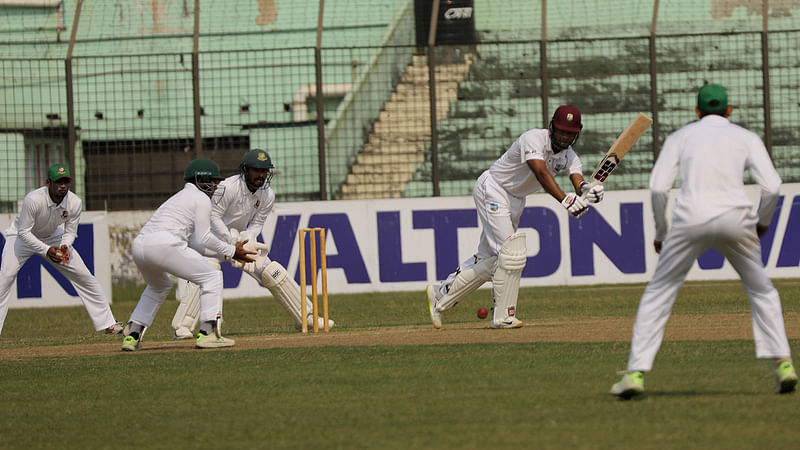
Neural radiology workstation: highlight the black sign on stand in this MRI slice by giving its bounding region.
[414,0,476,49]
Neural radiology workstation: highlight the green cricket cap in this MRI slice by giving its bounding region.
[697,83,728,114]
[47,163,72,181]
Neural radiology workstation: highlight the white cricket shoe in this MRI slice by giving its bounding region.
[307,315,335,330]
[105,322,124,335]
[195,332,235,349]
[294,316,336,332]
[427,284,442,329]
[610,371,645,399]
[173,326,194,340]
[490,316,523,329]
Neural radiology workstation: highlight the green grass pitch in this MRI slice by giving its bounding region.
[0,280,799,449]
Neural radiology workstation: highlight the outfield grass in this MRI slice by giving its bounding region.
[1,280,799,449]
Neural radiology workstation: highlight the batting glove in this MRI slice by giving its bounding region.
[580,181,604,203]
[561,193,588,218]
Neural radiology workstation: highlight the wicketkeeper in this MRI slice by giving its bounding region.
[171,149,335,338]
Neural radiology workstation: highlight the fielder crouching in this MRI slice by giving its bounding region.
[121,158,256,351]
[426,105,604,329]
[171,149,335,339]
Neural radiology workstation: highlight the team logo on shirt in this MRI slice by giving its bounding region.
[547,156,565,172]
[489,203,499,212]
[61,211,69,220]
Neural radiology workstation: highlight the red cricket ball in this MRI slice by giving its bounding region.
[477,307,488,319]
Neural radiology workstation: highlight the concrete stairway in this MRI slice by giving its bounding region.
[336,53,472,199]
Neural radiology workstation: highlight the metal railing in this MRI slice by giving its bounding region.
[1,0,798,211]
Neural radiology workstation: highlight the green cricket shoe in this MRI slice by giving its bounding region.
[427,285,442,329]
[610,371,644,399]
[195,332,235,349]
[775,361,798,394]
[121,335,141,352]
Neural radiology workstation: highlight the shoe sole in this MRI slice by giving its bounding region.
[490,321,524,329]
[121,344,140,351]
[427,285,442,329]
[613,388,643,399]
[173,331,194,340]
[196,342,235,349]
[777,377,798,394]
[196,337,235,349]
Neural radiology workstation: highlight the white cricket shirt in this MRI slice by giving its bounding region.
[488,128,583,198]
[4,187,82,255]
[210,174,275,241]
[138,183,235,258]
[649,115,781,241]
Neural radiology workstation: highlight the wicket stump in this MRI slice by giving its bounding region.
[299,227,329,333]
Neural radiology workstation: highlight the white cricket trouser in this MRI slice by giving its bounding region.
[627,208,792,372]
[0,235,116,336]
[442,171,524,290]
[129,231,223,327]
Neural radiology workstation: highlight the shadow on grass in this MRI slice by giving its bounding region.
[612,390,761,401]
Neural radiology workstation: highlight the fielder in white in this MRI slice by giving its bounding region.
[0,163,122,336]
[427,105,604,329]
[171,149,335,338]
[121,158,255,351]
[611,84,797,398]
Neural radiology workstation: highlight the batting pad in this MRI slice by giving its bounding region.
[436,256,496,312]
[259,261,311,327]
[492,233,527,321]
[171,260,221,333]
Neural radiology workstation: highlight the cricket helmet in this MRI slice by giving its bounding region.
[184,158,224,182]
[550,105,582,133]
[549,105,582,152]
[239,149,275,171]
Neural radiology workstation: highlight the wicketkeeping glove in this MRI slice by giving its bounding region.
[226,228,241,245]
[579,181,604,203]
[561,193,588,218]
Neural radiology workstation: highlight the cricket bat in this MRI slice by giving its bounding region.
[582,113,653,198]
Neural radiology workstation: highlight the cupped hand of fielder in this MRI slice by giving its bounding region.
[59,245,70,263]
[47,246,63,264]
[47,245,70,264]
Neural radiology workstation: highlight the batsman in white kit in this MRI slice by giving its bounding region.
[0,163,123,336]
[426,105,604,329]
[171,148,334,338]
[610,84,797,398]
[122,158,256,351]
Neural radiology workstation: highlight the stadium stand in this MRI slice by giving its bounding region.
[1,1,798,209]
